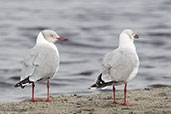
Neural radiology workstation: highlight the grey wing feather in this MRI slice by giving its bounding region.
[101,49,121,82]
[21,45,59,82]
[101,49,137,83]
[20,47,38,81]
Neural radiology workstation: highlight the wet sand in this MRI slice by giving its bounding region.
[0,87,171,114]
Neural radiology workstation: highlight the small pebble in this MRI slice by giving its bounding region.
[63,99,68,102]
[76,103,81,105]
[134,98,139,101]
[129,112,134,114]
[89,113,95,114]
[89,98,93,101]
[144,88,150,90]
[73,94,77,96]
[76,106,80,108]
[76,96,82,98]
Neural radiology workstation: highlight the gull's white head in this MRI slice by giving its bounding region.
[40,30,67,43]
[120,29,139,42]
[119,29,139,49]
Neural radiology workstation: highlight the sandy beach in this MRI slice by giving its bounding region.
[0,87,171,114]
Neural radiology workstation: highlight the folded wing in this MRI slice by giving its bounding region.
[101,49,137,84]
[16,45,59,88]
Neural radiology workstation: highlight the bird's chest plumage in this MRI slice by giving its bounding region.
[40,45,59,68]
[35,44,60,78]
[110,50,139,82]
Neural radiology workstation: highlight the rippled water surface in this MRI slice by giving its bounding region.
[0,0,171,103]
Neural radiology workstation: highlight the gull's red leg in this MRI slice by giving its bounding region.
[46,80,56,102]
[122,83,135,106]
[31,83,42,102]
[46,80,50,102]
[113,85,120,104]
[31,83,35,101]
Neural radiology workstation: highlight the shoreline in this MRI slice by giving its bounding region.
[0,87,171,114]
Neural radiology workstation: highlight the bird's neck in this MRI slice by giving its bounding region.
[36,32,58,52]
[36,32,49,44]
[119,34,136,52]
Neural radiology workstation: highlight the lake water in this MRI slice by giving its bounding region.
[0,0,171,103]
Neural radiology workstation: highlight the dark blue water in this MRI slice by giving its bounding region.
[0,0,171,103]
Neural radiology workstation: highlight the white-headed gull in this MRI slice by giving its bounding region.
[90,29,140,106]
[15,30,67,102]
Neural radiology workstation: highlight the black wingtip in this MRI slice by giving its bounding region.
[15,83,25,89]
[90,73,115,89]
[91,84,97,88]
[14,77,31,89]
[89,73,105,89]
[14,83,19,87]
[89,83,98,89]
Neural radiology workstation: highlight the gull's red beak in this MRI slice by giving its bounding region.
[134,34,139,39]
[57,37,68,40]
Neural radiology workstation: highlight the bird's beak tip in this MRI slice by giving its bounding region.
[57,37,68,41]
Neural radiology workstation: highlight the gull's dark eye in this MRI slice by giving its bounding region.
[50,34,54,37]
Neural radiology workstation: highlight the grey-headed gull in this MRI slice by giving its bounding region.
[90,29,140,106]
[15,30,67,102]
